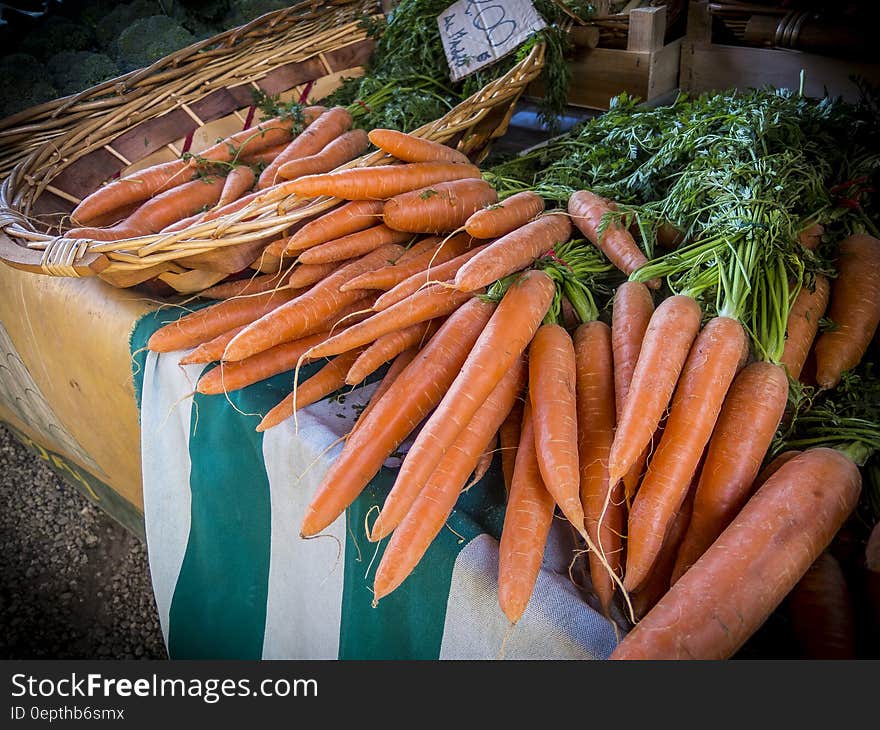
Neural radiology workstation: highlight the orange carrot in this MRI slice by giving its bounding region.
[200,270,289,300]
[814,234,880,388]
[300,298,497,536]
[368,128,471,165]
[574,320,622,615]
[780,275,830,380]
[198,109,326,164]
[344,319,438,385]
[258,106,353,189]
[499,397,524,495]
[179,325,246,365]
[277,129,369,181]
[373,242,490,310]
[240,142,289,166]
[349,348,418,437]
[373,359,525,603]
[611,448,861,660]
[339,235,445,291]
[624,315,747,592]
[453,214,572,292]
[160,210,205,233]
[568,189,660,289]
[275,200,385,256]
[797,222,824,251]
[281,161,482,200]
[468,434,496,490]
[214,165,256,208]
[147,289,296,353]
[369,269,555,541]
[464,190,545,239]
[497,401,557,624]
[382,179,498,234]
[223,244,405,361]
[611,281,655,501]
[286,261,344,289]
[607,294,702,486]
[753,450,802,490]
[256,347,364,431]
[670,361,789,584]
[296,224,412,265]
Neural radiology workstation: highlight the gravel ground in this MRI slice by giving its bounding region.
[0,425,167,659]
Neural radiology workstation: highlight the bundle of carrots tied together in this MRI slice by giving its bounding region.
[118,98,880,660]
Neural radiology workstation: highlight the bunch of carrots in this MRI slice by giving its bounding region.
[136,108,880,660]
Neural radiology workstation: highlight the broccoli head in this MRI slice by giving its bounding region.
[95,1,167,48]
[115,15,196,72]
[19,15,94,61]
[0,54,57,119]
[223,0,290,28]
[47,51,120,97]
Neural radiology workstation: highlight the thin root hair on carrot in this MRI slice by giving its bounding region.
[498,622,517,660]
[294,434,348,485]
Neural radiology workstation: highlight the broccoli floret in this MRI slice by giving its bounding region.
[46,51,119,96]
[0,55,57,119]
[223,0,289,28]
[19,16,94,61]
[115,15,196,72]
[95,1,165,48]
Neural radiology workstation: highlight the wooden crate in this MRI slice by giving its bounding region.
[527,6,683,111]
[680,1,880,101]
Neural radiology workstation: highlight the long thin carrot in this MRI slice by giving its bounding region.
[274,200,384,256]
[814,234,880,388]
[369,269,556,541]
[499,397,524,495]
[277,129,369,181]
[256,347,364,431]
[607,294,702,486]
[200,270,289,300]
[296,224,412,265]
[624,315,747,592]
[497,401,557,624]
[468,435,496,490]
[453,214,572,292]
[670,361,789,585]
[348,347,418,437]
[797,221,824,251]
[344,319,438,385]
[281,161,482,200]
[465,190,545,239]
[303,283,476,360]
[179,325,247,365]
[258,106,353,189]
[611,448,861,660]
[223,244,405,361]
[300,298,496,536]
[286,261,343,289]
[373,243,490,310]
[382,179,498,234]
[147,289,297,353]
[611,281,655,501]
[753,450,802,490]
[199,108,326,163]
[574,320,622,616]
[339,235,445,291]
[780,274,830,380]
[568,189,660,289]
[214,165,256,209]
[240,141,289,166]
[372,359,525,603]
[367,128,471,165]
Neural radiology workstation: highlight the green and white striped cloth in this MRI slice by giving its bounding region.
[131,310,620,659]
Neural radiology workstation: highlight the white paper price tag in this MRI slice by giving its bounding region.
[437,0,547,82]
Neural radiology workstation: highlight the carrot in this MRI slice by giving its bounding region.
[789,551,857,659]
[179,325,246,365]
[303,283,476,360]
[160,210,204,233]
[574,320,622,615]
[256,347,364,431]
[296,224,412,265]
[214,165,256,208]
[670,361,789,585]
[373,359,526,603]
[240,141,289,166]
[468,435,496,490]
[611,447,861,660]
[369,269,556,541]
[623,315,748,592]
[611,281,655,501]
[199,109,326,164]
[300,298,496,536]
[814,234,880,388]
[339,235,443,291]
[68,175,227,241]
[499,397,524,495]
[453,214,572,292]
[607,294,702,486]
[147,288,297,353]
[344,319,438,385]
[753,450,802,490]
[372,243,490,310]
[367,128,471,165]
[199,270,290,300]
[464,190,545,239]
[223,244,405,361]
[797,222,824,251]
[655,221,684,251]
[258,106,353,189]
[349,348,418,438]
[200,189,263,223]
[281,161,482,200]
[779,274,830,380]
[382,179,498,234]
[286,261,343,289]
[277,129,369,181]
[568,189,660,289]
[497,401,557,624]
[275,200,384,256]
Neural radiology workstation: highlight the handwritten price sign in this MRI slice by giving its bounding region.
[437,0,547,82]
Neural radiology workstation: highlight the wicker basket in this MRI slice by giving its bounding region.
[0,0,545,292]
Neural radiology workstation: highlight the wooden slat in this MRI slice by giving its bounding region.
[110,108,196,161]
[323,38,374,73]
[49,148,122,201]
[257,57,327,97]
[189,88,243,125]
[627,6,667,52]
